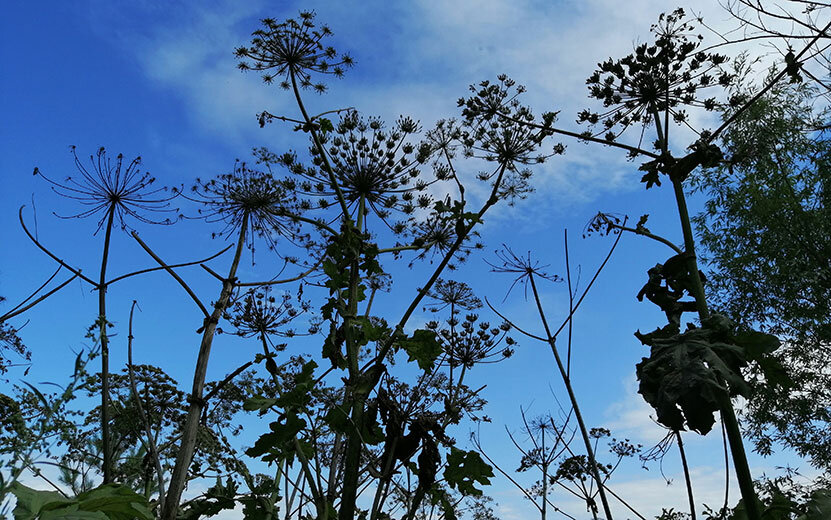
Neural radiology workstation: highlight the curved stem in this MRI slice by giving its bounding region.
[126,301,167,511]
[18,206,97,286]
[0,272,78,323]
[106,244,233,286]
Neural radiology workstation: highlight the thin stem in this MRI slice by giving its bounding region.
[564,230,574,377]
[604,221,682,254]
[551,222,625,340]
[528,274,613,520]
[106,244,233,286]
[709,20,831,143]
[131,231,209,318]
[126,301,166,511]
[18,206,97,286]
[0,273,79,323]
[676,431,696,520]
[290,72,352,222]
[497,114,660,159]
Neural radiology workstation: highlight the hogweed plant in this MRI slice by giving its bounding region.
[231,11,561,520]
[461,7,831,519]
[27,146,177,483]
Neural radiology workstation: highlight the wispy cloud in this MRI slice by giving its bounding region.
[85,0,734,206]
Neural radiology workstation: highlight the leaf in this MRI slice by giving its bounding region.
[636,317,752,434]
[799,488,831,520]
[11,483,152,520]
[399,330,442,371]
[318,117,334,133]
[73,483,154,520]
[733,329,780,361]
[39,508,108,520]
[10,482,69,520]
[243,396,278,414]
[443,447,493,496]
[246,413,307,463]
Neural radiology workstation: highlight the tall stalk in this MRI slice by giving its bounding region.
[98,206,116,483]
[161,213,249,520]
[651,99,759,518]
[528,274,613,520]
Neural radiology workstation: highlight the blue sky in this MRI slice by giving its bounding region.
[0,1,819,518]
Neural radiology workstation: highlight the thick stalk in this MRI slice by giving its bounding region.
[98,206,115,483]
[161,214,248,520]
[669,178,759,519]
[528,275,613,520]
[339,200,368,520]
[541,427,548,520]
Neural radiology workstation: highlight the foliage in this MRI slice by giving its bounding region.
[0,297,30,379]
[6,5,831,520]
[693,77,831,469]
[10,482,153,520]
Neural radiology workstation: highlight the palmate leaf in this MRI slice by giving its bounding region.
[11,482,69,520]
[443,447,493,496]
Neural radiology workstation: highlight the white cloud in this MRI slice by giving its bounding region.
[90,0,746,210]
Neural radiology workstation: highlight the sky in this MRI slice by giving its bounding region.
[0,1,823,519]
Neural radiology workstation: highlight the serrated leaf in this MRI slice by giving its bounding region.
[443,448,493,496]
[400,330,442,371]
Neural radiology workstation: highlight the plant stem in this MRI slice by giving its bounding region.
[99,206,115,484]
[161,213,249,520]
[676,431,696,520]
[668,176,759,520]
[528,274,613,520]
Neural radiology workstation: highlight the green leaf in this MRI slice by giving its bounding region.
[799,488,831,520]
[318,117,334,133]
[74,483,154,520]
[39,508,108,520]
[10,482,69,520]
[243,396,278,414]
[734,330,780,361]
[443,448,493,496]
[400,330,442,371]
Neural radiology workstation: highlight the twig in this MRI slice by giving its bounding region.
[106,244,233,285]
[1,272,79,322]
[18,206,97,286]
[131,231,209,318]
[125,300,167,512]
[201,361,254,403]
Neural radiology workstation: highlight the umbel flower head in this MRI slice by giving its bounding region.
[578,8,732,143]
[424,279,482,314]
[34,146,176,233]
[426,313,515,369]
[270,111,436,230]
[182,161,303,252]
[235,11,353,92]
[226,286,312,340]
